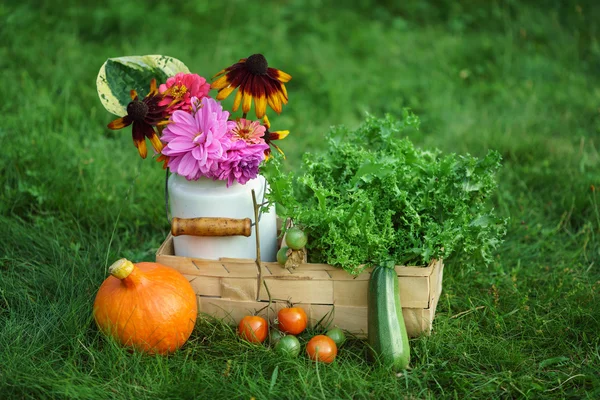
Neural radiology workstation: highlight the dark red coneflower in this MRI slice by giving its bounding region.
[211,54,291,119]
[107,79,167,159]
[262,115,289,159]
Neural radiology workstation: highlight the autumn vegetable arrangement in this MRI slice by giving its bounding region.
[92,52,506,373]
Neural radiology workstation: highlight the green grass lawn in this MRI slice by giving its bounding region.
[1,0,599,398]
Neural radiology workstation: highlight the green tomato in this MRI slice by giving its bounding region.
[274,335,301,357]
[277,246,289,265]
[270,328,284,345]
[326,327,346,347]
[285,227,307,250]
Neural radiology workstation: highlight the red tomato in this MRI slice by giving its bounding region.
[306,335,337,363]
[238,316,268,343]
[278,307,308,335]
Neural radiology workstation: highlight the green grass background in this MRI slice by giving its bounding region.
[1,0,599,398]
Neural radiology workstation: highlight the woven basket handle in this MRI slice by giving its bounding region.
[171,217,252,237]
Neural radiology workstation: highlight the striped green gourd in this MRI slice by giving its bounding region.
[368,264,410,371]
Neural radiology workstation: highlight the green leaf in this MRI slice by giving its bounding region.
[469,215,491,227]
[342,201,362,225]
[462,180,483,192]
[96,55,190,116]
[350,161,393,187]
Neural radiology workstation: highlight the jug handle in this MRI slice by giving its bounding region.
[171,217,252,237]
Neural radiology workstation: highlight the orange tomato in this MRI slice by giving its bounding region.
[278,307,308,335]
[238,316,268,343]
[306,335,337,363]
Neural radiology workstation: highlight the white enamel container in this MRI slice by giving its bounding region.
[168,174,278,261]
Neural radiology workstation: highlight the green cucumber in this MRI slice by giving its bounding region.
[368,265,410,371]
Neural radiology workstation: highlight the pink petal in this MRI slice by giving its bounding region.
[165,137,196,151]
[191,146,203,160]
[177,152,198,178]
[171,110,196,126]
[167,123,197,138]
[167,154,180,169]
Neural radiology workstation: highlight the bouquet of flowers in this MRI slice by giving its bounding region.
[97,54,291,186]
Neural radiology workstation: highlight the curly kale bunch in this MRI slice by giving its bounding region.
[263,112,507,275]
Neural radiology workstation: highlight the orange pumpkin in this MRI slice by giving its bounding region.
[93,258,198,355]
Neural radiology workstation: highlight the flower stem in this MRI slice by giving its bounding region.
[252,189,273,334]
[165,169,171,226]
[251,189,262,300]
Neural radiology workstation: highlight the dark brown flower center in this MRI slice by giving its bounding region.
[246,54,268,75]
[127,100,149,121]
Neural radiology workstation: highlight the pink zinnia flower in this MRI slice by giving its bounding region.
[218,138,269,187]
[159,73,210,114]
[227,118,266,145]
[161,97,230,181]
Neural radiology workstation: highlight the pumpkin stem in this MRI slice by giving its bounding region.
[109,258,135,280]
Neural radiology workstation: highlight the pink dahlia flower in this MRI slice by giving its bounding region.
[227,118,266,145]
[161,97,230,181]
[218,137,269,187]
[159,73,210,114]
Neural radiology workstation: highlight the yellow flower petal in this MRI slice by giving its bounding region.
[276,70,292,83]
[211,68,228,79]
[277,90,288,105]
[149,78,158,96]
[216,85,236,101]
[232,89,243,112]
[107,116,132,130]
[242,91,253,114]
[254,94,267,119]
[156,154,169,169]
[135,138,148,159]
[262,115,271,129]
[211,75,230,90]
[149,133,164,153]
[267,93,282,114]
[272,143,286,158]
[272,130,289,140]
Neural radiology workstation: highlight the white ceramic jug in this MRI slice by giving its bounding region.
[168,174,278,261]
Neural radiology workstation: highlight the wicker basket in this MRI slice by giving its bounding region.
[156,234,443,337]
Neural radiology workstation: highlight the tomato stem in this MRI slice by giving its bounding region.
[251,189,263,301]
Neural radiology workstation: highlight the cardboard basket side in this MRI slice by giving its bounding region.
[156,234,443,337]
